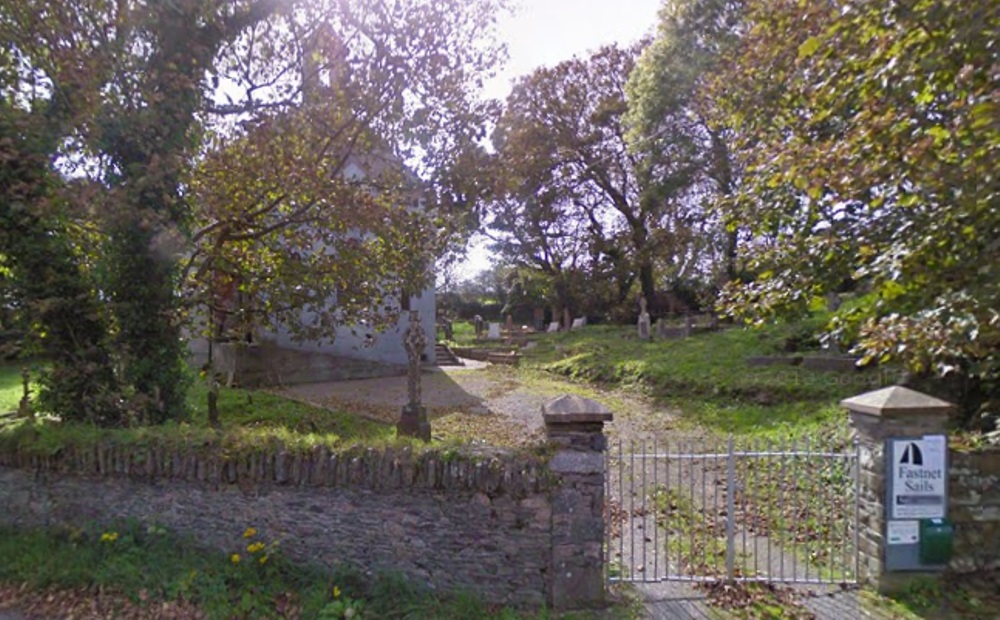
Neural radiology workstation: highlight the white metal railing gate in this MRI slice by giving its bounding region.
[606,436,860,586]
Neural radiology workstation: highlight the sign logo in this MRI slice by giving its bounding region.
[899,442,923,465]
[890,435,946,520]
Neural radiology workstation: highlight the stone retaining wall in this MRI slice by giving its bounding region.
[0,444,556,607]
[949,448,1000,571]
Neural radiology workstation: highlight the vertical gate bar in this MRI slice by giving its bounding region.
[618,439,620,579]
[804,436,811,583]
[665,439,671,578]
[653,436,659,580]
[766,437,773,581]
[713,436,720,575]
[840,448,857,582]
[792,438,799,582]
[701,438,708,576]
[779,437,787,580]
[740,437,747,580]
[725,435,735,581]
[853,437,861,582]
[689,439,696,578]
[641,439,647,580]
[630,439,636,580]
[751,437,758,580]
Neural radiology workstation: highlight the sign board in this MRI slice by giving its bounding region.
[890,435,947,519]
[887,520,919,545]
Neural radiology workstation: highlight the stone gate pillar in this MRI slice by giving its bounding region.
[841,385,955,591]
[543,395,613,610]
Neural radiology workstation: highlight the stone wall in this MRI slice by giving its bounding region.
[949,448,1000,571]
[0,444,556,607]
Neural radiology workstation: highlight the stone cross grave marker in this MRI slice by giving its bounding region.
[397,310,430,441]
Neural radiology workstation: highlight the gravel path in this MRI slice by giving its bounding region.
[277,361,681,447]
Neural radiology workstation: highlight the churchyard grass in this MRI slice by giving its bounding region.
[522,320,894,438]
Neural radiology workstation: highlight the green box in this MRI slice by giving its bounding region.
[919,518,954,565]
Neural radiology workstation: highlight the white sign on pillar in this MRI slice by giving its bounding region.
[889,435,947,520]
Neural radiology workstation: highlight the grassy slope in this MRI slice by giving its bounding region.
[523,321,893,438]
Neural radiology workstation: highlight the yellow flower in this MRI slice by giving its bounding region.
[246,542,265,554]
[242,527,257,539]
[230,554,241,565]
[258,555,268,565]
[332,586,341,599]
[100,532,119,543]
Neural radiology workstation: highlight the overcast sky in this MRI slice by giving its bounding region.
[453,0,663,283]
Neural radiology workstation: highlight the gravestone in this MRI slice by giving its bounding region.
[397,310,430,441]
[637,297,651,340]
[487,322,501,339]
[571,317,586,330]
[683,314,694,338]
[547,321,561,333]
[533,307,545,331]
[473,314,484,338]
[654,317,665,339]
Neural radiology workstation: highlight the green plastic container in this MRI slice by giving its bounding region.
[919,518,954,565]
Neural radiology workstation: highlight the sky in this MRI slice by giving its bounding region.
[450,0,663,283]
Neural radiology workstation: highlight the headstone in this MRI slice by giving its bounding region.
[571,317,586,330]
[487,322,501,340]
[473,314,484,337]
[397,310,430,441]
[533,307,545,331]
[547,321,561,333]
[654,317,665,339]
[683,314,694,338]
[637,297,651,341]
[563,308,572,331]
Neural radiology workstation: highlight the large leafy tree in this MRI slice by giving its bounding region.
[0,1,121,422]
[625,0,746,284]
[488,43,707,314]
[711,0,999,418]
[1,0,508,424]
[185,0,506,347]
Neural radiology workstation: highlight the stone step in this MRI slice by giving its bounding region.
[434,343,464,366]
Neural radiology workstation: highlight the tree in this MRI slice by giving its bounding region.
[489,43,707,315]
[710,0,999,420]
[0,1,122,422]
[1,0,509,424]
[626,0,747,284]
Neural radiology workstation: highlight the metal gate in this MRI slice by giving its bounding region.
[606,436,860,585]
